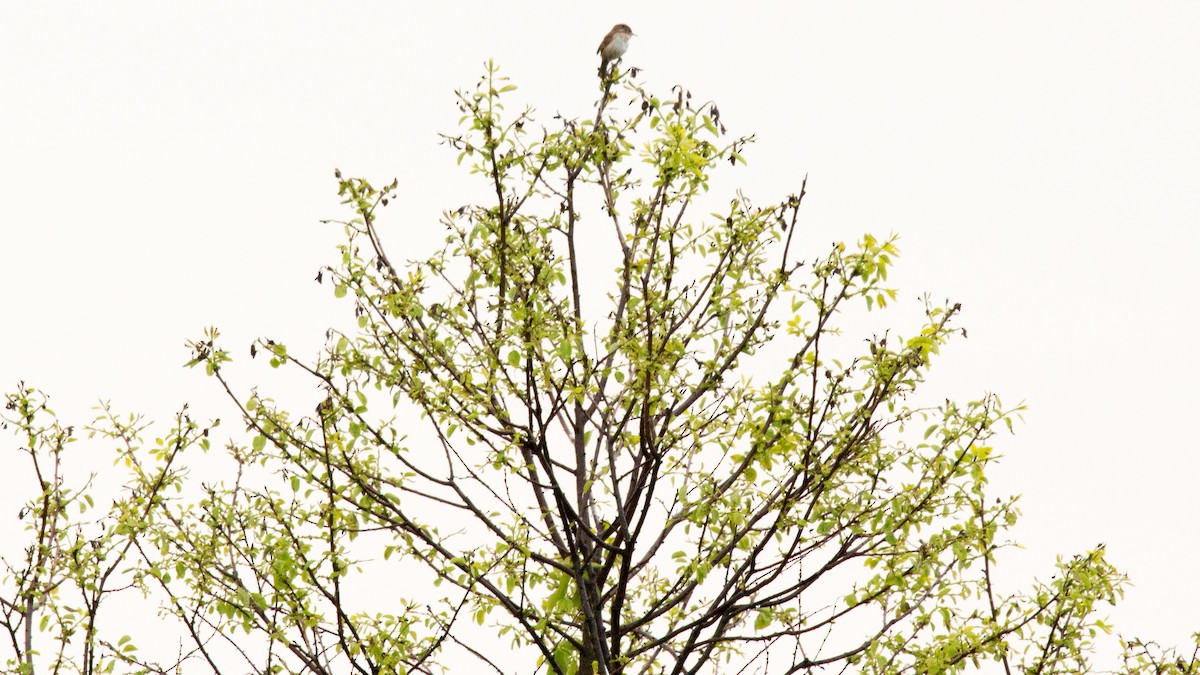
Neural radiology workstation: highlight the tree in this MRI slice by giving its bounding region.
[3,61,1198,675]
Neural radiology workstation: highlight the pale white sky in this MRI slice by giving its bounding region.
[2,1,1198,662]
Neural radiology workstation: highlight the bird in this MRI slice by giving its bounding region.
[597,24,634,77]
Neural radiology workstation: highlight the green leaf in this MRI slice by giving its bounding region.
[754,610,772,630]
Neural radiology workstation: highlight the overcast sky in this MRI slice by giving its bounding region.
[2,1,1198,662]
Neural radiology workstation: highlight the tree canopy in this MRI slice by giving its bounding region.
[2,62,1197,675]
